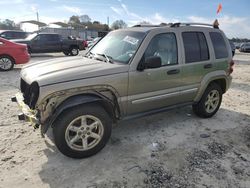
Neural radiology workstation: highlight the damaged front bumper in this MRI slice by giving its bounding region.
[11,92,40,129]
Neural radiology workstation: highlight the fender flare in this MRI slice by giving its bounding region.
[194,70,229,102]
[41,94,114,134]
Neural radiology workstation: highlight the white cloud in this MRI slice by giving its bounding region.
[110,3,179,26]
[60,5,82,15]
[31,5,37,12]
[110,3,250,38]
[0,0,24,5]
[188,15,250,38]
[110,7,122,16]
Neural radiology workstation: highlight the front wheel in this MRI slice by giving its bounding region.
[0,55,15,71]
[193,83,222,118]
[53,104,112,158]
[63,51,70,56]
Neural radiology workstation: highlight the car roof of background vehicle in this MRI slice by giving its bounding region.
[0,30,26,34]
[36,32,60,35]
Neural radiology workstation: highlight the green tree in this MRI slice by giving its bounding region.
[0,19,20,30]
[69,15,80,24]
[111,20,127,30]
[79,15,91,23]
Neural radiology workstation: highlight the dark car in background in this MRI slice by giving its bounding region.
[0,37,30,71]
[0,30,28,40]
[229,41,236,56]
[239,43,250,52]
[12,33,85,56]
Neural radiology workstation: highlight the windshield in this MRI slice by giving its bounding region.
[89,30,146,64]
[25,33,37,40]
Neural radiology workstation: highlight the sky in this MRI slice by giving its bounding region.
[0,0,250,38]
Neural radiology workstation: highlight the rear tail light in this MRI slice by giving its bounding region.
[229,60,234,74]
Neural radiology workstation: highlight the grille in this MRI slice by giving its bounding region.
[20,78,39,109]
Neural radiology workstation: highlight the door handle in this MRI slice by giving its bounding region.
[167,69,180,75]
[204,64,213,69]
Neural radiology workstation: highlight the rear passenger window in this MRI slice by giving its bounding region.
[210,32,228,59]
[182,32,209,63]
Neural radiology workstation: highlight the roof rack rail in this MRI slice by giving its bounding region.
[132,24,161,27]
[132,23,172,27]
[170,22,219,29]
[132,20,219,29]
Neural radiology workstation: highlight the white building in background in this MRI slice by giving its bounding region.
[20,22,39,32]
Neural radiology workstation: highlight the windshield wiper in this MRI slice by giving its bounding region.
[96,53,114,64]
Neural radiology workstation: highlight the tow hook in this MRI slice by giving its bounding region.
[11,96,17,102]
[18,113,25,121]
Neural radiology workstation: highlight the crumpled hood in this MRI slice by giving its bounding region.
[21,56,129,86]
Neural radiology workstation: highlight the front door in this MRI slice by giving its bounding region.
[127,32,184,115]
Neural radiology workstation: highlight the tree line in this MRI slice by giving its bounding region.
[0,15,128,31]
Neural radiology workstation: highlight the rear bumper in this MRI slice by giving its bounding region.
[11,92,39,126]
[15,53,30,64]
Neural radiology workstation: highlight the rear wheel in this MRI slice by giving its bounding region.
[0,55,15,71]
[70,46,79,56]
[193,83,222,118]
[53,104,112,158]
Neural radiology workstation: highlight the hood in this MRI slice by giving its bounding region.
[11,39,30,44]
[21,56,129,86]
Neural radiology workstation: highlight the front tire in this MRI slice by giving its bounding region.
[193,83,222,118]
[53,104,112,158]
[63,51,70,56]
[0,55,14,71]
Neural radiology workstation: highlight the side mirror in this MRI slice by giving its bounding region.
[144,56,162,69]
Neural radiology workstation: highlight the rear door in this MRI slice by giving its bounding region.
[179,30,216,102]
[31,34,49,53]
[46,34,62,52]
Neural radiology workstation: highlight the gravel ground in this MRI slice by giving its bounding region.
[0,51,250,188]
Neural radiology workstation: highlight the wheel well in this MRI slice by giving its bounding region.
[70,45,79,49]
[27,46,31,53]
[52,93,118,125]
[0,54,15,64]
[88,100,116,121]
[209,79,226,93]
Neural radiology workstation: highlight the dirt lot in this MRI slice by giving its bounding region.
[0,51,250,188]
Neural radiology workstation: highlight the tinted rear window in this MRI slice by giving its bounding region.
[209,32,228,59]
[182,32,209,63]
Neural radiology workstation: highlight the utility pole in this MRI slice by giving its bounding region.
[36,11,40,31]
[36,11,39,22]
[107,16,109,27]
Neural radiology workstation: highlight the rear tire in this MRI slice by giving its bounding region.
[70,46,79,56]
[0,55,15,71]
[53,104,112,158]
[193,83,222,118]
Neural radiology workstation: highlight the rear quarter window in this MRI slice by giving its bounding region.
[209,32,228,59]
[182,32,209,63]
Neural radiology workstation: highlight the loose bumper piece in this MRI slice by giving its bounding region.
[11,93,39,125]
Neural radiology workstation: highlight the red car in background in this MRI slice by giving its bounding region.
[0,37,30,71]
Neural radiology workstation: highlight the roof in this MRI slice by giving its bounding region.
[21,20,47,27]
[0,30,26,33]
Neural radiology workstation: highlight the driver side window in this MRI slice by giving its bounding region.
[145,33,178,66]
